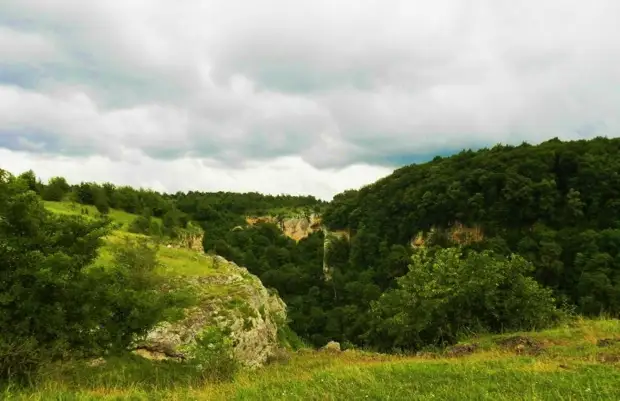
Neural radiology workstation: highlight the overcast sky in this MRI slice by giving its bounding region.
[1,1,619,199]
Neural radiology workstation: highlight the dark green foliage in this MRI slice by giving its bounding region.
[17,170,42,194]
[186,327,239,382]
[9,136,620,354]
[366,248,560,351]
[74,182,97,205]
[42,177,70,201]
[93,189,110,215]
[0,336,49,382]
[129,215,151,234]
[0,169,191,380]
[323,137,620,317]
[162,208,188,237]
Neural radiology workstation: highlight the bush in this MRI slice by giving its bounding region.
[277,325,307,351]
[366,247,561,351]
[129,215,151,234]
[184,328,239,382]
[0,337,48,383]
[41,177,70,202]
[128,215,163,237]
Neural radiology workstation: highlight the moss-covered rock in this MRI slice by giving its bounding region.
[135,256,286,368]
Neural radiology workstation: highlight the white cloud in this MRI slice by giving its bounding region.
[0,148,390,200]
[1,0,619,194]
[0,26,59,64]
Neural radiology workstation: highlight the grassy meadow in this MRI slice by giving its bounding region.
[3,318,620,400]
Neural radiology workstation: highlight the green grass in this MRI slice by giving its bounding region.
[4,318,620,400]
[43,201,149,230]
[44,201,215,277]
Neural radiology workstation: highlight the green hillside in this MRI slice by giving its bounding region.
[43,201,145,230]
[43,200,213,277]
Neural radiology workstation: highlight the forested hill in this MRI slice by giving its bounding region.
[323,136,620,315]
[6,136,620,351]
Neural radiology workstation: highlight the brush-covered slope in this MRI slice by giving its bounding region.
[43,201,288,368]
[323,137,620,316]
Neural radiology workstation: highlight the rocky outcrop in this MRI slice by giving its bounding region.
[169,224,204,251]
[321,341,341,352]
[245,214,350,282]
[136,256,286,369]
[246,214,322,241]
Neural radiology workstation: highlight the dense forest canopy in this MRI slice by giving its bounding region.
[323,136,620,317]
[5,136,620,352]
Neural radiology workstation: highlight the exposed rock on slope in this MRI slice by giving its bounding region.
[246,214,350,282]
[136,255,286,368]
[411,222,484,248]
[246,214,322,241]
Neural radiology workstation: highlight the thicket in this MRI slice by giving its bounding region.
[0,169,192,381]
[366,247,560,351]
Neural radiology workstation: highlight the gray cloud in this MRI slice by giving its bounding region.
[1,0,619,176]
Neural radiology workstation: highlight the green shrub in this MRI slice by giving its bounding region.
[184,327,239,382]
[129,215,151,234]
[41,177,70,202]
[0,337,48,383]
[277,325,306,351]
[366,247,561,351]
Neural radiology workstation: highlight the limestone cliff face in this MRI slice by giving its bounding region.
[246,214,322,241]
[136,256,286,369]
[246,215,352,281]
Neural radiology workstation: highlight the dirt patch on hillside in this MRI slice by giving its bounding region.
[496,336,545,355]
[597,353,620,364]
[445,343,479,357]
[597,338,620,348]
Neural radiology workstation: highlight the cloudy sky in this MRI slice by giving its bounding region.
[1,1,619,199]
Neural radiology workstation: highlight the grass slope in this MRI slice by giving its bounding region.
[44,201,214,277]
[43,201,147,230]
[4,318,620,400]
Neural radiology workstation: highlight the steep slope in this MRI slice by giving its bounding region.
[323,137,620,315]
[137,255,286,368]
[44,201,288,368]
[246,213,322,241]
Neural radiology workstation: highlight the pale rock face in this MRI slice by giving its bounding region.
[136,256,286,369]
[245,213,350,281]
[246,214,322,241]
[321,341,341,352]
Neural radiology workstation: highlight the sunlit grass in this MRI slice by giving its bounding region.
[4,318,620,400]
[45,201,215,278]
[43,200,151,229]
